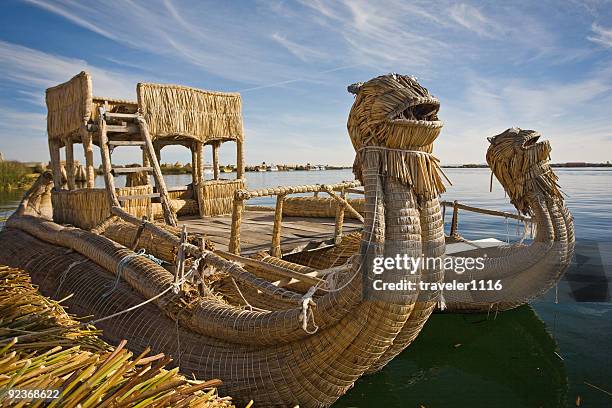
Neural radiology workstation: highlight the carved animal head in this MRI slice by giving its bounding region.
[347,73,442,152]
[486,127,562,214]
[347,74,446,199]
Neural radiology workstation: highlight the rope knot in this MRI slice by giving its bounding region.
[300,286,318,334]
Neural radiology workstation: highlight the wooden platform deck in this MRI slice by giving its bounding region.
[179,210,362,255]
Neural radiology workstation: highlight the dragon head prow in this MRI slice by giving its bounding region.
[486,127,563,215]
[347,74,446,199]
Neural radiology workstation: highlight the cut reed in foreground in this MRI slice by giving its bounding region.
[0,265,247,408]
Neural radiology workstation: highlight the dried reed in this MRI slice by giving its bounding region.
[0,265,241,407]
[45,71,92,144]
[347,74,446,199]
[486,128,563,214]
[137,83,243,143]
[196,179,245,217]
[282,196,364,219]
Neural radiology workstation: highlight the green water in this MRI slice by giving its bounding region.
[337,306,567,407]
[1,169,610,407]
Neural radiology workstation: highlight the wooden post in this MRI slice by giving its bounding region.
[190,143,199,185]
[322,187,364,222]
[271,194,286,257]
[174,225,187,291]
[196,142,204,183]
[64,137,76,190]
[212,141,220,180]
[48,139,63,191]
[236,140,244,179]
[450,200,460,238]
[334,189,346,244]
[137,117,177,226]
[80,129,95,188]
[154,144,162,163]
[229,197,244,254]
[98,112,120,207]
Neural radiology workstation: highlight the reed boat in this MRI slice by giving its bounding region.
[0,72,573,406]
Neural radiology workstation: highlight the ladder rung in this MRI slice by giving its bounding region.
[108,140,145,147]
[112,166,153,174]
[105,112,139,120]
[118,193,160,202]
[107,124,139,134]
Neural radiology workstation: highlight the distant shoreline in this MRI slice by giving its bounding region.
[440,163,612,169]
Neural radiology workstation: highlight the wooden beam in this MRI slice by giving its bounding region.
[136,117,177,226]
[212,141,220,180]
[80,129,95,188]
[440,200,532,223]
[98,111,120,207]
[64,137,76,190]
[110,205,303,303]
[236,140,244,179]
[322,186,364,222]
[334,189,346,244]
[112,166,153,174]
[271,194,286,257]
[48,139,63,191]
[191,143,199,185]
[217,250,324,287]
[196,142,204,183]
[229,198,244,254]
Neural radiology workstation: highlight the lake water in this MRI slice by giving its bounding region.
[1,168,610,407]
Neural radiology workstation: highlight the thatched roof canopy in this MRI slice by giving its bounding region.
[137,83,244,144]
[46,71,92,145]
[46,72,244,146]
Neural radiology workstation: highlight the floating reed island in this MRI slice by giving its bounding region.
[0,72,574,407]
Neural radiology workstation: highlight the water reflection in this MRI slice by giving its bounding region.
[0,189,23,227]
[336,306,567,407]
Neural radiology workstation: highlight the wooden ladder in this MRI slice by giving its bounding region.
[97,109,178,226]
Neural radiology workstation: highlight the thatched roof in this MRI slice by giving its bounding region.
[137,83,244,144]
[46,72,244,145]
[45,71,92,144]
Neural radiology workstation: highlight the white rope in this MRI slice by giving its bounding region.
[300,286,318,334]
[357,145,452,185]
[437,292,447,311]
[55,259,89,298]
[88,253,208,327]
[4,252,212,345]
[357,145,433,156]
[103,249,146,297]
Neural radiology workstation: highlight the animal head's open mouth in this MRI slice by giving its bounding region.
[388,97,440,124]
[522,134,542,148]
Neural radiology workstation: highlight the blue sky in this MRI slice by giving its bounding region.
[0,0,611,166]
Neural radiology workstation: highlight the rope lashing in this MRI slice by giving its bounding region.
[103,249,146,297]
[55,259,89,298]
[437,291,447,311]
[301,286,318,334]
[357,145,453,186]
[140,251,166,265]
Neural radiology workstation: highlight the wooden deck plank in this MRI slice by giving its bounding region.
[179,211,361,254]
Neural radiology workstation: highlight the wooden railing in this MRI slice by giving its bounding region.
[229,181,362,255]
[227,180,533,255]
[440,200,532,239]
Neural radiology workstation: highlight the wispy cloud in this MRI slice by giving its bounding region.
[448,3,498,38]
[24,0,319,85]
[0,107,47,160]
[0,40,139,105]
[440,67,612,163]
[2,0,612,165]
[588,23,612,47]
[271,33,326,62]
